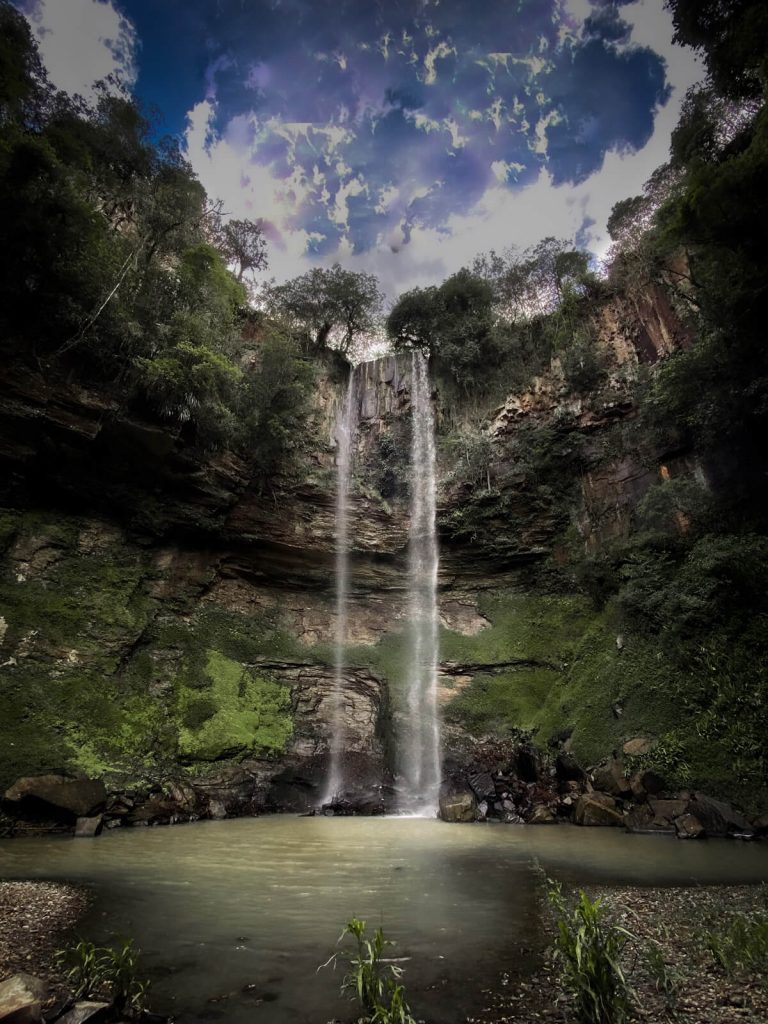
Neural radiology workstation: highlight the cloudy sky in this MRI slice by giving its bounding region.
[18,0,702,297]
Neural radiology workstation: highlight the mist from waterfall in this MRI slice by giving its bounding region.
[322,365,357,805]
[401,350,441,815]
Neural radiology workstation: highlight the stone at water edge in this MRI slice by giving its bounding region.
[687,792,753,837]
[625,804,674,833]
[675,813,705,839]
[4,776,106,820]
[439,779,478,823]
[528,804,557,824]
[55,1003,111,1024]
[752,813,768,837]
[74,815,103,837]
[0,974,47,1024]
[574,792,624,827]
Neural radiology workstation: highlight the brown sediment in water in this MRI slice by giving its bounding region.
[0,881,90,992]
[475,884,768,1024]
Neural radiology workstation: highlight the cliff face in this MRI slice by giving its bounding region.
[0,282,720,821]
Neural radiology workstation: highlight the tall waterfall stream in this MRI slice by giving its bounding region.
[401,351,441,814]
[322,365,357,805]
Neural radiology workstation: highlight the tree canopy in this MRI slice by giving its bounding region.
[0,0,310,480]
[264,263,383,355]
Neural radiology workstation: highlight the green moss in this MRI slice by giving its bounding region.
[443,666,563,736]
[177,650,292,760]
[441,592,594,667]
[438,592,680,772]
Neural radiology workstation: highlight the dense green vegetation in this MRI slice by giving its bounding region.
[387,240,606,400]
[0,0,316,480]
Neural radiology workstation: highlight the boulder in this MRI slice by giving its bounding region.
[628,771,647,801]
[468,772,496,801]
[574,792,624,827]
[207,798,228,820]
[592,758,632,798]
[648,798,688,823]
[55,1003,111,1024]
[675,813,704,839]
[752,813,768,837]
[555,752,586,784]
[625,804,673,833]
[622,737,657,757]
[4,776,106,822]
[74,815,103,838]
[528,804,557,824]
[640,769,665,795]
[687,792,752,837]
[0,974,47,1024]
[439,780,477,823]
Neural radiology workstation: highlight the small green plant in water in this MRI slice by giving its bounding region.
[548,881,635,1024]
[57,940,109,1001]
[321,917,416,1024]
[56,938,150,1017]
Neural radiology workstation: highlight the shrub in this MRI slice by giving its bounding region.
[322,916,416,1024]
[704,898,768,976]
[548,881,635,1024]
[56,937,150,1017]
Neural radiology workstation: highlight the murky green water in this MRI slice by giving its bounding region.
[3,818,768,1023]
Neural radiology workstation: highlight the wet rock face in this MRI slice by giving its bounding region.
[0,283,719,827]
[3,777,106,824]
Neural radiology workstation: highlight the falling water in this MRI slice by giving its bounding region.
[401,350,441,815]
[322,366,357,805]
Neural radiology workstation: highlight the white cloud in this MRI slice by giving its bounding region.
[181,0,704,300]
[20,0,137,99]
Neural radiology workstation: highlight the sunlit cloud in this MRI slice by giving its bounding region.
[18,0,137,100]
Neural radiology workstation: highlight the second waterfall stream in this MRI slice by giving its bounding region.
[401,350,441,815]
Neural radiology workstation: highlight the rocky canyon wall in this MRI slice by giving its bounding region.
[0,281,717,824]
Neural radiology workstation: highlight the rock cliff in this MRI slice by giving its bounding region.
[0,280,743,826]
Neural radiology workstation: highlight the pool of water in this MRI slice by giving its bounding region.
[2,817,768,1023]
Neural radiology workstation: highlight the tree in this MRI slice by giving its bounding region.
[0,1,50,127]
[385,286,441,351]
[473,238,596,320]
[218,218,268,281]
[665,0,768,99]
[264,263,383,354]
[387,269,500,390]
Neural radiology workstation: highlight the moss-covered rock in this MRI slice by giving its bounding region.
[177,650,292,761]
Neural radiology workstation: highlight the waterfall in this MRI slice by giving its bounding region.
[401,350,441,815]
[322,365,357,805]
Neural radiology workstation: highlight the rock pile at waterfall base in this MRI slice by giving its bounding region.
[438,738,764,838]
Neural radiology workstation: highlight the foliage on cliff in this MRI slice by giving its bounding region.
[427,0,768,807]
[0,1,312,479]
[386,242,606,399]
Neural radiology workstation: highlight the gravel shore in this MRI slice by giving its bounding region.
[0,881,90,991]
[474,884,768,1024]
